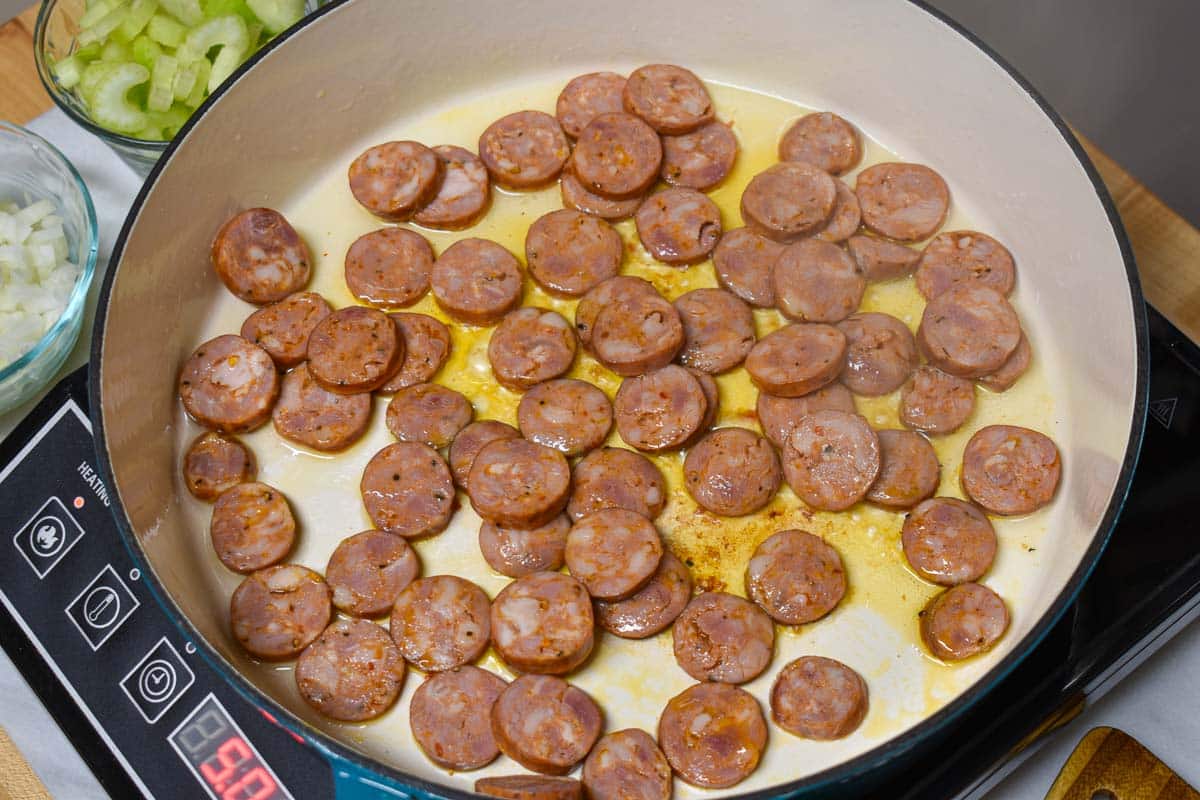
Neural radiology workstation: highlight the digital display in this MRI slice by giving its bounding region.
[168,695,293,800]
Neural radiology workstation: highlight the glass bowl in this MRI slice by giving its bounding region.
[0,122,99,415]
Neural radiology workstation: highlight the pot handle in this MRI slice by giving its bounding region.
[333,760,448,799]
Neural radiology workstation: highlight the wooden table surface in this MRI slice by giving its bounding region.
[2,3,1199,343]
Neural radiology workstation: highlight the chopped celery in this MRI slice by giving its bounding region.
[202,0,257,24]
[158,0,203,25]
[130,34,162,69]
[78,61,119,103]
[184,58,210,106]
[100,38,131,61]
[119,0,159,40]
[134,124,165,141]
[78,0,117,29]
[245,0,303,34]
[77,6,129,46]
[52,54,85,90]
[73,41,104,61]
[171,57,200,99]
[180,15,248,92]
[151,103,191,137]
[246,21,263,48]
[87,62,150,134]
[146,13,186,47]
[148,53,178,111]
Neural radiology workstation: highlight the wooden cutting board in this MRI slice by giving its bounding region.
[0,727,51,800]
[1046,727,1199,800]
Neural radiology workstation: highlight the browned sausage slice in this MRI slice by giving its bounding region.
[814,179,862,243]
[556,71,627,138]
[390,575,491,671]
[661,120,738,191]
[900,365,976,434]
[920,582,1010,661]
[479,515,570,578]
[837,312,918,396]
[211,208,311,304]
[179,335,280,433]
[674,288,756,373]
[385,383,473,448]
[593,292,685,376]
[962,424,1062,515]
[490,572,594,674]
[272,363,371,452]
[570,112,663,199]
[560,172,643,222]
[756,383,857,449]
[476,776,582,800]
[688,368,720,440]
[567,447,667,522]
[344,227,434,308]
[348,141,444,221]
[565,509,663,600]
[658,682,766,789]
[583,729,671,800]
[746,529,845,624]
[410,666,507,771]
[306,306,404,394]
[684,427,781,516]
[412,145,491,230]
[468,439,571,529]
[866,429,940,509]
[431,238,523,326]
[295,618,406,722]
[491,675,603,775]
[479,111,570,190]
[635,187,722,266]
[595,551,692,639]
[847,234,920,282]
[902,497,997,585]
[380,312,452,393]
[744,323,847,398]
[526,209,623,297]
[488,308,578,390]
[183,432,256,500]
[518,379,612,456]
[773,239,866,324]
[778,112,862,175]
[230,564,331,660]
[325,530,419,617]
[712,227,784,308]
[856,162,950,243]
[672,591,774,684]
[240,291,331,369]
[574,275,660,352]
[782,410,881,511]
[977,332,1031,393]
[210,481,295,573]
[916,230,1016,299]
[360,442,455,538]
[770,656,868,740]
[623,64,714,135]
[740,162,837,242]
[614,365,708,452]
[448,420,519,489]
[918,284,1021,378]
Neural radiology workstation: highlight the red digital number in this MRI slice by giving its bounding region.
[222,766,276,800]
[199,736,254,787]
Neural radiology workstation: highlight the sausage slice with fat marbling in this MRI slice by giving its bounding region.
[918,284,1021,378]
[900,365,976,434]
[183,432,256,500]
[856,162,950,243]
[672,591,774,684]
[592,291,686,377]
[674,288,756,374]
[866,429,940,509]
[595,551,692,640]
[977,333,1032,393]
[240,291,331,369]
[273,363,371,452]
[744,323,847,398]
[567,447,667,522]
[488,307,578,391]
[385,383,473,448]
[684,427,781,516]
[556,71,627,139]
[325,530,419,617]
[565,508,663,600]
[746,529,845,625]
[490,572,595,674]
[902,497,997,585]
[560,172,644,222]
[448,420,520,489]
[782,410,881,511]
[837,312,918,396]
[712,227,784,308]
[230,564,331,660]
[661,120,738,191]
[740,162,837,242]
[479,111,570,190]
[756,383,857,449]
[210,481,295,573]
[211,208,311,304]
[770,656,868,740]
[658,682,766,789]
[961,424,1062,516]
[348,141,444,221]
[380,312,451,392]
[468,438,572,529]
[623,64,714,135]
[773,239,866,324]
[570,112,663,199]
[491,675,603,775]
[635,187,722,266]
[479,515,570,578]
[179,334,280,433]
[847,234,920,282]
[476,777,582,800]
[306,306,404,394]
[614,365,708,452]
[778,112,862,175]
[920,582,1010,661]
[412,145,491,230]
[916,230,1016,299]
[360,442,455,538]
[574,275,660,352]
[518,378,612,457]
[411,666,508,771]
[431,238,523,326]
[295,618,406,722]
[583,729,672,800]
[526,209,623,297]
[814,179,862,243]
[390,575,491,672]
[344,227,434,308]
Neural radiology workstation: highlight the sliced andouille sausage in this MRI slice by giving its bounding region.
[574,275,660,352]
[977,332,1032,393]
[782,409,881,511]
[866,429,940,509]
[689,368,721,439]
[491,675,603,775]
[712,227,784,308]
[918,284,1021,378]
[560,172,644,222]
[674,288,756,373]
[900,365,976,434]
[583,729,672,800]
[295,618,406,722]
[230,564,331,660]
[448,420,520,489]
[672,591,774,684]
[623,64,714,135]
[847,234,920,282]
[635,187,722,266]
[360,442,455,538]
[593,292,685,376]
[684,427,781,516]
[410,666,508,771]
[490,572,595,674]
[916,230,1016,299]
[770,656,868,740]
[565,508,663,600]
[348,141,444,221]
[476,776,582,800]
[526,209,623,297]
[479,110,570,190]
[556,71,627,139]
[431,237,524,326]
[488,307,578,390]
[773,239,866,324]
[344,227,434,308]
[595,551,692,639]
[746,529,845,625]
[961,424,1062,516]
[778,112,862,175]
[211,208,311,304]
[920,582,1010,661]
[570,112,663,199]
[325,530,419,617]
[756,383,857,449]
[567,447,667,522]
[468,438,572,529]
[614,365,708,452]
[814,179,862,243]
[518,378,612,456]
[412,145,491,230]
[380,312,452,392]
[210,481,295,573]
[744,323,847,397]
[306,306,404,394]
[856,162,950,243]
[385,382,473,448]
[480,515,571,578]
[390,575,491,671]
[902,497,997,585]
[239,291,331,369]
[658,682,766,789]
[740,161,837,242]
[179,334,280,433]
[837,312,918,396]
[273,363,371,452]
[183,431,256,500]
[661,120,738,191]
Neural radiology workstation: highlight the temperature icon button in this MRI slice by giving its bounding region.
[65,564,140,650]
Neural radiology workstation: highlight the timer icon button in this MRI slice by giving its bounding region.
[66,564,140,651]
[121,637,195,724]
[13,497,85,578]
[139,660,177,703]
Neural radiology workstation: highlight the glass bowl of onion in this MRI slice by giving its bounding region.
[0,122,99,415]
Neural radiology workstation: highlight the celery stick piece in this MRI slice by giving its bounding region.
[245,0,303,34]
[147,13,186,47]
[78,0,117,29]
[148,53,178,112]
[171,58,200,99]
[87,62,150,134]
[52,55,85,90]
[130,34,162,69]
[158,0,203,25]
[181,15,248,92]
[100,38,131,61]
[203,0,257,24]
[183,58,210,106]
[120,0,160,39]
[77,6,130,46]
[152,103,191,137]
